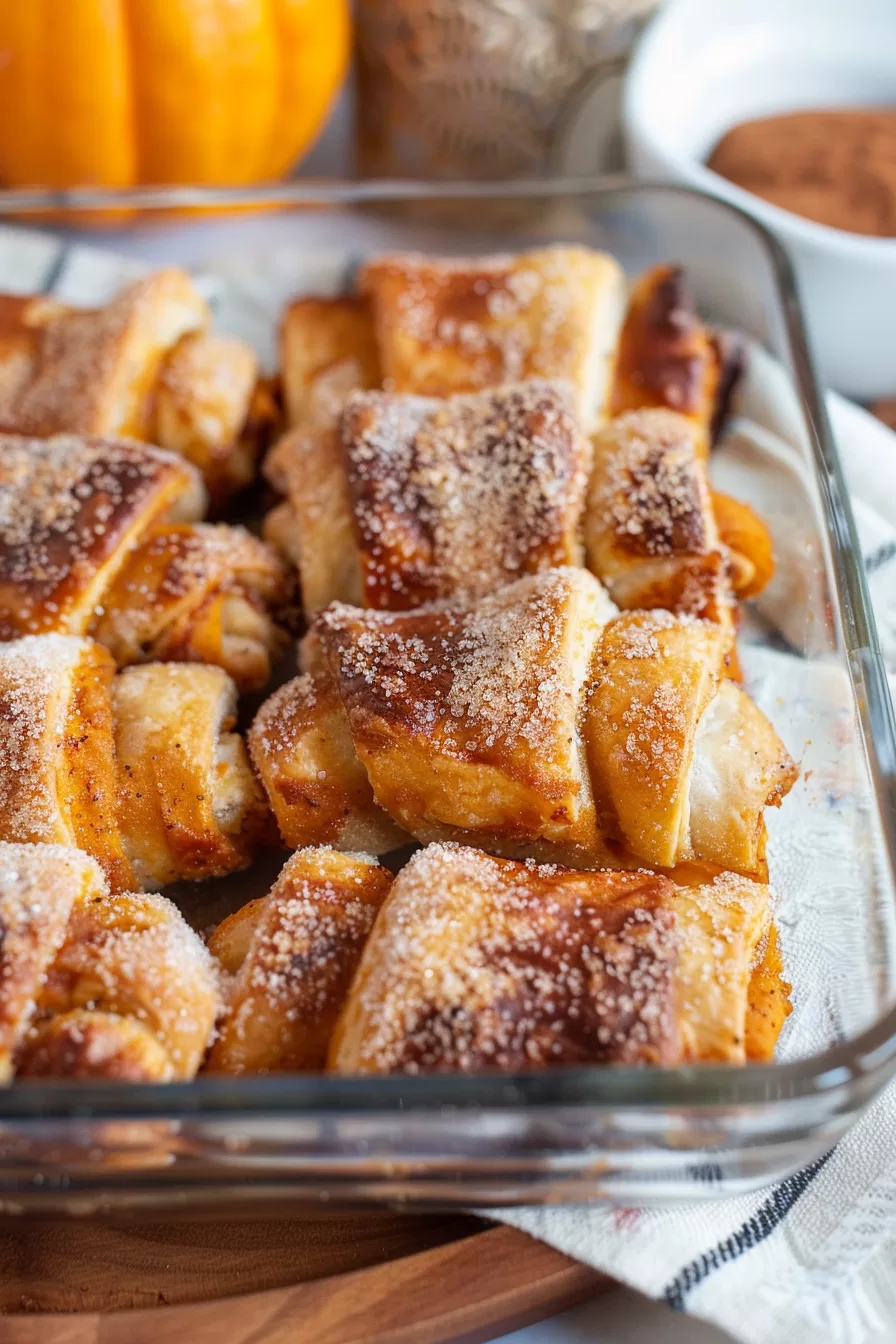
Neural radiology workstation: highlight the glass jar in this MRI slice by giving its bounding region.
[355,0,660,180]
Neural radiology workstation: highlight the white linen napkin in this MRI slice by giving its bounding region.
[496,393,896,1344]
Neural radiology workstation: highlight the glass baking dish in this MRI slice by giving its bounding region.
[0,178,894,1214]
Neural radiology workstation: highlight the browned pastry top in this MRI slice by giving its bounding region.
[329,843,682,1073]
[594,409,712,560]
[341,381,589,608]
[0,434,202,636]
[611,264,715,421]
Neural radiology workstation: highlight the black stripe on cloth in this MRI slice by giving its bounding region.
[865,539,896,574]
[39,244,70,296]
[663,1150,833,1311]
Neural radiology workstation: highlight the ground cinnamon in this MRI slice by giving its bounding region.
[707,109,896,238]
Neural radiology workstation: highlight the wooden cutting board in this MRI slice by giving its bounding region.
[0,1212,610,1343]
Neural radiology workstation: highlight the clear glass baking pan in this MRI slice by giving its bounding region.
[0,178,894,1214]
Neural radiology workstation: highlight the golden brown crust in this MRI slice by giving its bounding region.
[18,1009,174,1082]
[610,264,721,458]
[745,921,792,1061]
[341,382,591,609]
[0,271,208,442]
[0,636,135,890]
[586,409,733,624]
[711,489,776,600]
[113,663,270,890]
[206,848,393,1074]
[279,295,381,432]
[93,522,290,692]
[35,888,219,1080]
[317,568,617,866]
[248,670,407,853]
[584,611,733,870]
[330,845,684,1074]
[154,331,259,500]
[331,845,786,1075]
[262,427,364,619]
[359,247,626,430]
[0,434,205,638]
[0,842,103,1081]
[674,872,774,1063]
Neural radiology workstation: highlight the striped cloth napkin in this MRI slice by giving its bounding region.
[497,393,896,1344]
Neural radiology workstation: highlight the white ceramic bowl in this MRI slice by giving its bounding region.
[623,0,896,399]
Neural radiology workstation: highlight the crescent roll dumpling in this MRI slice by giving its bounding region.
[206,848,393,1074]
[93,522,290,692]
[610,264,723,459]
[584,610,797,876]
[0,635,267,891]
[317,567,618,866]
[585,409,733,623]
[248,669,407,853]
[0,434,204,640]
[279,294,381,433]
[21,888,219,1081]
[0,636,136,892]
[154,331,261,502]
[0,841,103,1081]
[329,844,782,1074]
[359,247,626,430]
[113,663,270,890]
[339,382,591,610]
[262,426,363,617]
[0,271,208,443]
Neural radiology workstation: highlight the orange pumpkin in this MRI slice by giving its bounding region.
[0,0,350,188]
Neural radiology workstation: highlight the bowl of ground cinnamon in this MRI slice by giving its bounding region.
[623,0,896,398]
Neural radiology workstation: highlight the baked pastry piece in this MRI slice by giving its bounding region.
[584,609,796,875]
[113,662,271,889]
[329,844,786,1074]
[585,408,733,622]
[0,841,98,1081]
[610,264,724,459]
[0,634,268,890]
[252,568,795,875]
[0,434,289,690]
[22,889,218,1082]
[263,381,590,619]
[279,295,381,432]
[608,265,773,596]
[263,424,363,616]
[0,840,219,1081]
[0,272,267,498]
[248,667,407,854]
[206,847,393,1074]
[359,247,626,430]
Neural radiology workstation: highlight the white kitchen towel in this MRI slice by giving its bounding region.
[497,392,896,1344]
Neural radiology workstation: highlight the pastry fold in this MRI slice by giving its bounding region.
[586,408,733,623]
[265,381,590,620]
[359,246,626,430]
[113,662,270,889]
[608,264,773,596]
[251,568,796,876]
[0,434,289,690]
[329,844,786,1074]
[0,272,266,497]
[0,841,218,1082]
[0,634,268,890]
[279,294,381,434]
[205,847,393,1074]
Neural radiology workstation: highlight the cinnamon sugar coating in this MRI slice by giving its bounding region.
[359,246,626,430]
[0,434,203,638]
[206,847,393,1074]
[341,381,590,609]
